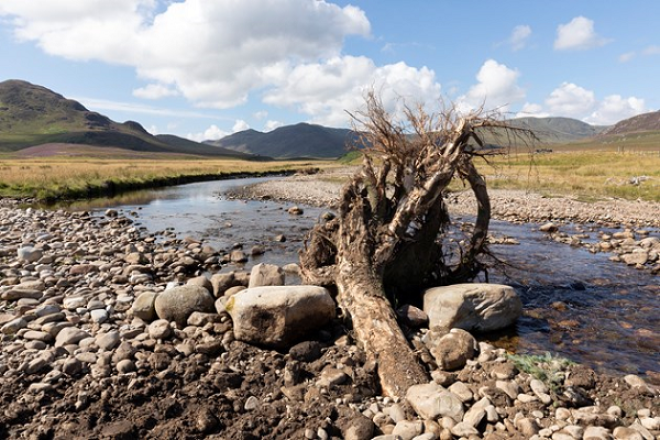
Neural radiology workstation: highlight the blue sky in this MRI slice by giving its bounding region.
[1,0,659,142]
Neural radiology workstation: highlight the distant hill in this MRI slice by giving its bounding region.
[504,117,608,144]
[601,110,660,135]
[0,79,250,157]
[154,134,253,158]
[206,123,360,158]
[209,117,612,158]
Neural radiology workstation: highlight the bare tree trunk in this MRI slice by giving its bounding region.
[300,92,531,397]
[336,261,428,396]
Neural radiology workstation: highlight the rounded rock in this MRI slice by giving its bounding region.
[148,319,172,340]
[154,285,214,326]
[131,291,158,322]
[116,359,136,374]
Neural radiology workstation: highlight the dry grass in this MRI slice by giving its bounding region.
[0,155,332,199]
[475,150,660,201]
[2,148,659,202]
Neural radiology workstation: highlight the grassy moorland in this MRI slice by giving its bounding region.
[0,150,330,201]
[477,149,660,201]
[341,136,660,201]
[1,135,659,203]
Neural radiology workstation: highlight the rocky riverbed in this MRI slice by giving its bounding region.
[1,180,659,439]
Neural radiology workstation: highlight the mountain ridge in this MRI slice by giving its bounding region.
[0,79,250,157]
[2,79,658,158]
[504,116,608,143]
[205,122,360,158]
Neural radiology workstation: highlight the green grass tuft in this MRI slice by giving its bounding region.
[506,351,576,392]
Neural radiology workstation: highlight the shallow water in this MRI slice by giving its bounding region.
[480,220,659,381]
[66,178,659,381]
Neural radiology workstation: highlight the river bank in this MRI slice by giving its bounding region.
[0,176,658,439]
[224,167,660,227]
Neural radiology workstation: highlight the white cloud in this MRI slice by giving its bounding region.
[133,83,179,99]
[619,52,636,63]
[186,124,229,142]
[264,120,283,132]
[458,59,525,113]
[72,96,224,119]
[619,45,660,63]
[146,124,158,135]
[516,84,646,125]
[232,120,250,133]
[554,16,609,51]
[264,56,441,127]
[585,95,647,125]
[508,25,531,51]
[643,45,660,55]
[544,82,596,118]
[0,0,371,109]
[515,103,550,118]
[253,110,268,120]
[0,0,449,129]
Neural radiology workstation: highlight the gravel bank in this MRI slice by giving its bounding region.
[226,168,660,228]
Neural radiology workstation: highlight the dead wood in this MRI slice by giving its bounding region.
[300,92,531,397]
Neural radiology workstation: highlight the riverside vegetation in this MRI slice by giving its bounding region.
[338,149,660,202]
[482,150,660,202]
[0,155,333,201]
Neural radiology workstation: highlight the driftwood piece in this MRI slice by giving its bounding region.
[300,93,529,397]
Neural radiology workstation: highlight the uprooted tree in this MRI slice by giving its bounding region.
[299,92,531,397]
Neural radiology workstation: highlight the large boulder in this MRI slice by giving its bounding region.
[154,285,215,326]
[423,284,522,332]
[226,285,335,348]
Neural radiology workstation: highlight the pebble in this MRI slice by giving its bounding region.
[96,330,120,351]
[392,420,423,440]
[1,317,27,334]
[63,297,87,310]
[23,330,53,342]
[116,359,136,374]
[55,327,90,347]
[244,396,259,411]
[148,319,172,340]
[583,426,612,440]
[90,309,109,323]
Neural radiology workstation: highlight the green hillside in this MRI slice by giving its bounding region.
[505,116,608,143]
[0,79,250,157]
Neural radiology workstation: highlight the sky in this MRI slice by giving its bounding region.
[1,0,659,142]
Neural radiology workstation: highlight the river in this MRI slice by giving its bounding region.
[58,177,660,383]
